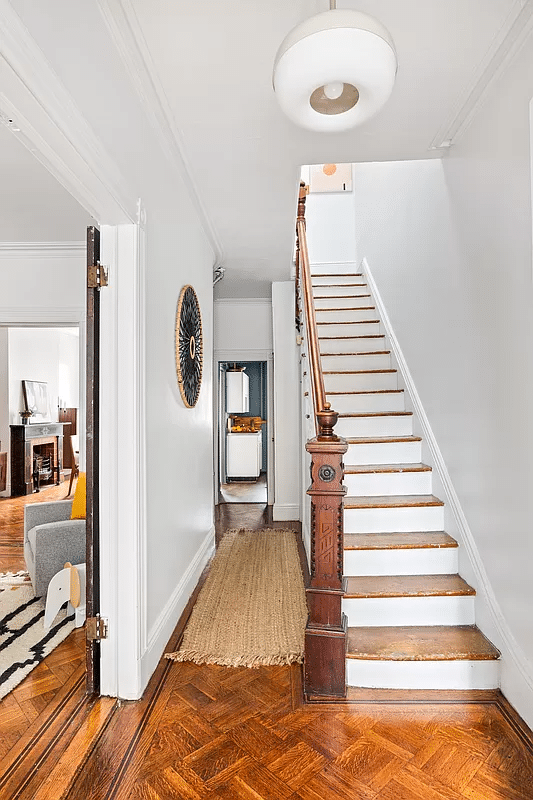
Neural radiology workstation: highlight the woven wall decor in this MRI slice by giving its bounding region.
[175,285,203,408]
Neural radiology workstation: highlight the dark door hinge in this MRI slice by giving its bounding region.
[86,614,108,641]
[87,264,109,289]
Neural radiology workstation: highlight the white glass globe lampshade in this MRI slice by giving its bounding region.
[273,9,397,133]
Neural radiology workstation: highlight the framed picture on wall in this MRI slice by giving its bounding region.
[22,380,51,423]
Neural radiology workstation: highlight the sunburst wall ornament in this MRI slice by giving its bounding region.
[175,285,203,408]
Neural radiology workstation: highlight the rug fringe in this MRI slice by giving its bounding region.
[164,650,303,668]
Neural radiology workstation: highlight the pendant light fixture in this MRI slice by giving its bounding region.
[272,0,397,132]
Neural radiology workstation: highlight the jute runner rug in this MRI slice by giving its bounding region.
[166,529,308,668]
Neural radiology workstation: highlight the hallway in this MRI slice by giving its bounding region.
[0,503,531,798]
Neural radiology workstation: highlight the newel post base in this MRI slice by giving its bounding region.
[304,436,348,698]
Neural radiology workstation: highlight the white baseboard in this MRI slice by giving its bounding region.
[363,256,533,722]
[136,527,215,697]
[273,503,300,522]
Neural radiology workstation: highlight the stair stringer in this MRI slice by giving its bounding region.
[363,257,533,715]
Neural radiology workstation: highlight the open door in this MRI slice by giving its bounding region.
[86,226,107,693]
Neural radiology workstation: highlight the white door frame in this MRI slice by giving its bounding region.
[0,11,142,697]
[214,350,275,506]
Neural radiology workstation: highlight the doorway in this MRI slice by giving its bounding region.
[218,361,270,504]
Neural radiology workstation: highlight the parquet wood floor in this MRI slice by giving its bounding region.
[0,501,531,799]
[0,480,86,762]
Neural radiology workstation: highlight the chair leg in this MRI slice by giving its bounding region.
[66,465,78,497]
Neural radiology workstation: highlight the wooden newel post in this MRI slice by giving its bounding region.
[304,434,348,698]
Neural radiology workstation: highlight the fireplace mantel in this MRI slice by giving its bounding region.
[10,423,66,496]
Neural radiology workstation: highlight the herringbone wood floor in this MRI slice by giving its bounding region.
[0,480,86,761]
[0,502,531,799]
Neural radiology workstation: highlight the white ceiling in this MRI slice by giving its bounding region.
[0,121,93,242]
[129,0,516,297]
[0,1,519,293]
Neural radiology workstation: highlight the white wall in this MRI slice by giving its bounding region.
[144,214,214,649]
[0,252,85,317]
[214,299,273,355]
[8,328,79,425]
[353,149,533,725]
[305,185,357,267]
[2,2,218,698]
[272,283,300,521]
[442,36,533,725]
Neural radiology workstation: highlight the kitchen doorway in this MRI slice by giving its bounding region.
[218,361,269,504]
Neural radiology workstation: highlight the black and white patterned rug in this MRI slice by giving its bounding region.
[0,572,74,700]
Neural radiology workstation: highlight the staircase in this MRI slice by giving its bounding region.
[312,266,501,691]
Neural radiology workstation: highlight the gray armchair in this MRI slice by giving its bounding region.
[24,500,86,598]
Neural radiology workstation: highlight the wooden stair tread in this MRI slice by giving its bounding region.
[313,296,375,302]
[311,273,364,278]
[346,626,500,661]
[322,350,390,357]
[344,462,430,474]
[340,411,411,418]
[345,435,421,444]
[311,282,367,289]
[344,532,457,550]
[324,369,396,375]
[318,319,380,325]
[344,574,476,598]
[344,494,443,509]
[327,389,404,395]
[317,306,375,311]
[320,334,385,339]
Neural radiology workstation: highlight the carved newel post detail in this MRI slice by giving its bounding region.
[304,416,348,698]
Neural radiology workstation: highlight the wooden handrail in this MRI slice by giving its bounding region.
[296,182,339,440]
[295,180,348,699]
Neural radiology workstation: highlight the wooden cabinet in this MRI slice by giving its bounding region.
[58,408,78,469]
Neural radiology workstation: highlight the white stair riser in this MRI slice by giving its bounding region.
[347,439,421,465]
[320,336,386,354]
[316,308,376,323]
[318,322,382,336]
[344,504,444,533]
[343,595,475,626]
[328,392,405,413]
[312,276,363,286]
[344,469,432,496]
[325,372,397,393]
[321,353,391,372]
[314,296,372,309]
[312,278,370,297]
[311,264,359,277]
[344,546,458,576]
[336,414,412,438]
[346,659,499,690]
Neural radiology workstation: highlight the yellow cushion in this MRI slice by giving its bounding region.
[70,472,86,520]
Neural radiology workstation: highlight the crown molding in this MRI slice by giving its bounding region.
[431,0,533,149]
[0,241,85,258]
[0,1,136,224]
[96,0,224,268]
